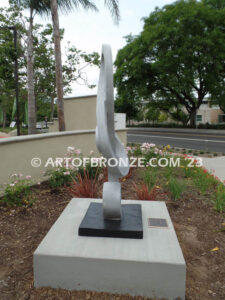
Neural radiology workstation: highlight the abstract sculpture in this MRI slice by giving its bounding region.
[96,44,129,220]
[79,44,143,239]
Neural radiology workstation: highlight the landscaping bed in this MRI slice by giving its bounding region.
[0,145,225,300]
[128,143,225,158]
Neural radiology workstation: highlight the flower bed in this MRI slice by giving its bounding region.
[0,144,225,299]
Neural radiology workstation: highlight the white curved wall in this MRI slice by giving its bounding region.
[0,129,127,190]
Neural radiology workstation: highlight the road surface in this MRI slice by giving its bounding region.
[127,128,225,153]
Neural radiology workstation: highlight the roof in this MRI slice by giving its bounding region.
[64,94,97,100]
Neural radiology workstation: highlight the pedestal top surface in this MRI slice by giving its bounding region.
[35,198,185,266]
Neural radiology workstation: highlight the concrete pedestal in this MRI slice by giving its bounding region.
[34,199,186,300]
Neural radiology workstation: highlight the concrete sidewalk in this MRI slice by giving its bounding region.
[201,156,225,183]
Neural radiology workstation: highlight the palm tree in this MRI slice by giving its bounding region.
[13,0,49,134]
[49,0,120,131]
[14,0,120,132]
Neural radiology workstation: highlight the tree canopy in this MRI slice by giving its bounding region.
[0,5,100,127]
[114,0,225,126]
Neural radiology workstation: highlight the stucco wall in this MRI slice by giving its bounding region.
[0,129,127,189]
[197,108,222,124]
[211,109,222,124]
[48,95,126,132]
[64,95,97,131]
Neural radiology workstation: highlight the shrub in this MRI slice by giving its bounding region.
[45,167,76,189]
[134,183,158,200]
[131,145,143,157]
[68,169,100,198]
[45,146,84,188]
[143,151,160,165]
[1,174,33,206]
[128,122,225,130]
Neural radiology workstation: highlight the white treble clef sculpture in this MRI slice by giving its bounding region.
[96,44,129,220]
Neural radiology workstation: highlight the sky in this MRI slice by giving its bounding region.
[1,0,174,96]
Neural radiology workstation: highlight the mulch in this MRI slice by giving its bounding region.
[0,170,225,300]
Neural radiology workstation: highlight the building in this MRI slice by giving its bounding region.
[196,101,224,125]
[48,94,126,132]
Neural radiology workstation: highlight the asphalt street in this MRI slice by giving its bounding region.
[127,129,225,153]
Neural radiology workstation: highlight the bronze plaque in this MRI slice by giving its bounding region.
[148,218,168,228]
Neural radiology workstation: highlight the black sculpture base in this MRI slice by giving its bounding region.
[78,202,143,239]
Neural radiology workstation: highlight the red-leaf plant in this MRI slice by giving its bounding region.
[68,169,100,198]
[133,183,159,201]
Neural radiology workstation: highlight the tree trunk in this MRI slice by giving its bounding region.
[189,108,197,128]
[50,96,55,121]
[182,119,188,127]
[27,8,36,134]
[3,111,6,128]
[51,0,66,131]
[219,103,225,114]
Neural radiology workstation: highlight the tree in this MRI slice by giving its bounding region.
[144,105,160,124]
[1,3,100,123]
[0,5,26,128]
[203,0,225,114]
[0,28,15,127]
[114,0,225,127]
[209,80,225,113]
[33,24,100,121]
[149,97,189,125]
[203,0,225,9]
[48,0,120,131]
[115,95,138,125]
[1,6,100,129]
[12,0,50,134]
[11,0,105,132]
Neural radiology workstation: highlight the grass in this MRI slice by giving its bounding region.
[0,127,12,133]
[168,177,186,200]
[0,127,28,135]
[142,169,157,190]
[190,166,218,194]
[165,166,174,180]
[214,185,225,213]
[21,128,28,135]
